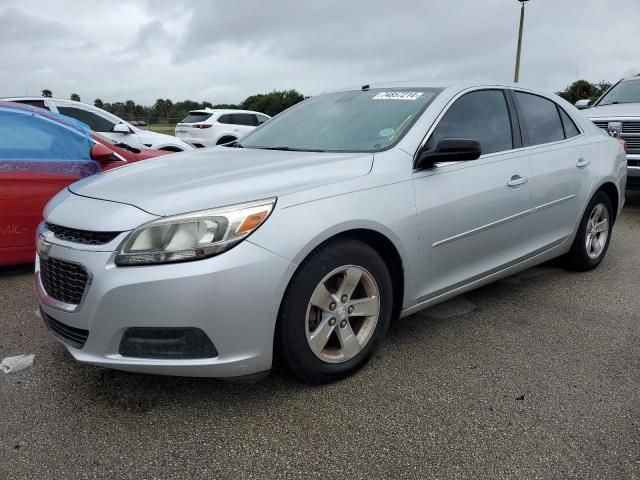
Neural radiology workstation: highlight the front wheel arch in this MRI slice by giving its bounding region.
[216,136,237,145]
[275,228,405,344]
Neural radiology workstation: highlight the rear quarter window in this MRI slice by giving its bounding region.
[14,100,50,110]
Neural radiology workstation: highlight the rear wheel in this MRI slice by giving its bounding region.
[276,240,393,384]
[564,191,613,271]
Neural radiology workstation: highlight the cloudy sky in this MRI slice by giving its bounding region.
[2,0,639,106]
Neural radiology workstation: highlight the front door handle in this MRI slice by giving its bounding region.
[576,158,591,168]
[507,175,528,188]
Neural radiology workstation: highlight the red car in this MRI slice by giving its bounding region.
[0,102,169,266]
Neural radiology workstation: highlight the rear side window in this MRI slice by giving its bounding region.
[0,109,92,161]
[57,106,116,132]
[181,112,212,123]
[515,92,564,146]
[559,108,580,138]
[428,90,513,155]
[14,100,50,110]
[232,113,258,126]
[218,114,232,124]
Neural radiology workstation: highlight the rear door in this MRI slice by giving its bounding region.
[231,113,259,138]
[511,91,592,249]
[0,109,100,264]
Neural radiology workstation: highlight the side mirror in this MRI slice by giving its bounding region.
[113,123,132,134]
[415,138,482,170]
[574,99,592,110]
[90,143,117,162]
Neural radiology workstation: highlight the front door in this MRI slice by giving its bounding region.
[412,89,536,302]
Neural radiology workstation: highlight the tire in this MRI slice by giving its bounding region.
[276,239,393,384]
[564,191,614,271]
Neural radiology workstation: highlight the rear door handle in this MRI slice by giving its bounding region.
[507,175,528,188]
[576,158,591,168]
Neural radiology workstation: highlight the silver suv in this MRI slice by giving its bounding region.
[36,82,626,383]
[577,76,640,189]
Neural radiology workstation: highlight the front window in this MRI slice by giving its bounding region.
[239,88,441,152]
[427,90,513,155]
[57,106,116,132]
[596,79,640,106]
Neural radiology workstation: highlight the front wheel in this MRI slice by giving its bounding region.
[564,191,613,271]
[276,240,393,384]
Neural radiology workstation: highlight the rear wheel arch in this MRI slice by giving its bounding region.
[596,182,619,222]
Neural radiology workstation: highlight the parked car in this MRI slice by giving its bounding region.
[35,82,626,383]
[574,76,640,190]
[3,97,194,152]
[0,101,168,266]
[175,109,270,148]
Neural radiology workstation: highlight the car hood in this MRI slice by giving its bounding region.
[69,147,373,216]
[587,103,640,118]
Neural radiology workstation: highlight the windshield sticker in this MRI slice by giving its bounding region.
[379,128,395,137]
[373,91,424,101]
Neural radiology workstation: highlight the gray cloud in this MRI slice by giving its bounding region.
[1,0,639,105]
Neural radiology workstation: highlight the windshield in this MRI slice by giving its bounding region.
[239,88,441,152]
[596,79,640,106]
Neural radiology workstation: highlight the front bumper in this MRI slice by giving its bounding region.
[627,155,640,189]
[35,240,294,377]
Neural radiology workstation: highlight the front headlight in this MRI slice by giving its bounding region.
[115,198,276,266]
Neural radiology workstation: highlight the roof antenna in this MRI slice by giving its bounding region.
[361,84,370,91]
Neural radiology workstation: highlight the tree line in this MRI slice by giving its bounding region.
[41,88,306,122]
[39,78,620,123]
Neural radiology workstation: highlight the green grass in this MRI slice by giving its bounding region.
[148,124,177,135]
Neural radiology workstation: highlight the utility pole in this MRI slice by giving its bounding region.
[514,0,530,83]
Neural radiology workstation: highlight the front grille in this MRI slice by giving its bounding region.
[41,310,89,349]
[46,223,120,245]
[40,257,89,305]
[592,120,640,154]
[623,121,640,134]
[624,137,640,153]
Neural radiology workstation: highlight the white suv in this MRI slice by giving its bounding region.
[4,97,194,152]
[175,109,270,148]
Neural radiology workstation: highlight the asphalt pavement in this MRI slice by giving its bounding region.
[1,193,639,479]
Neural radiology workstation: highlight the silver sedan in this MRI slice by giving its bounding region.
[35,82,627,383]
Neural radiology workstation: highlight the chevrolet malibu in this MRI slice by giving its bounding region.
[35,82,627,383]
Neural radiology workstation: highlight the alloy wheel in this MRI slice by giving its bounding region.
[585,203,609,259]
[305,265,380,363]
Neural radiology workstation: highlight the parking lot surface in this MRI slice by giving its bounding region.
[1,194,639,480]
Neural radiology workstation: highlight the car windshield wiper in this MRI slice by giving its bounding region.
[223,140,244,148]
[254,146,327,152]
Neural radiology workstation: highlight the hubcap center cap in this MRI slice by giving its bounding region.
[336,305,348,320]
